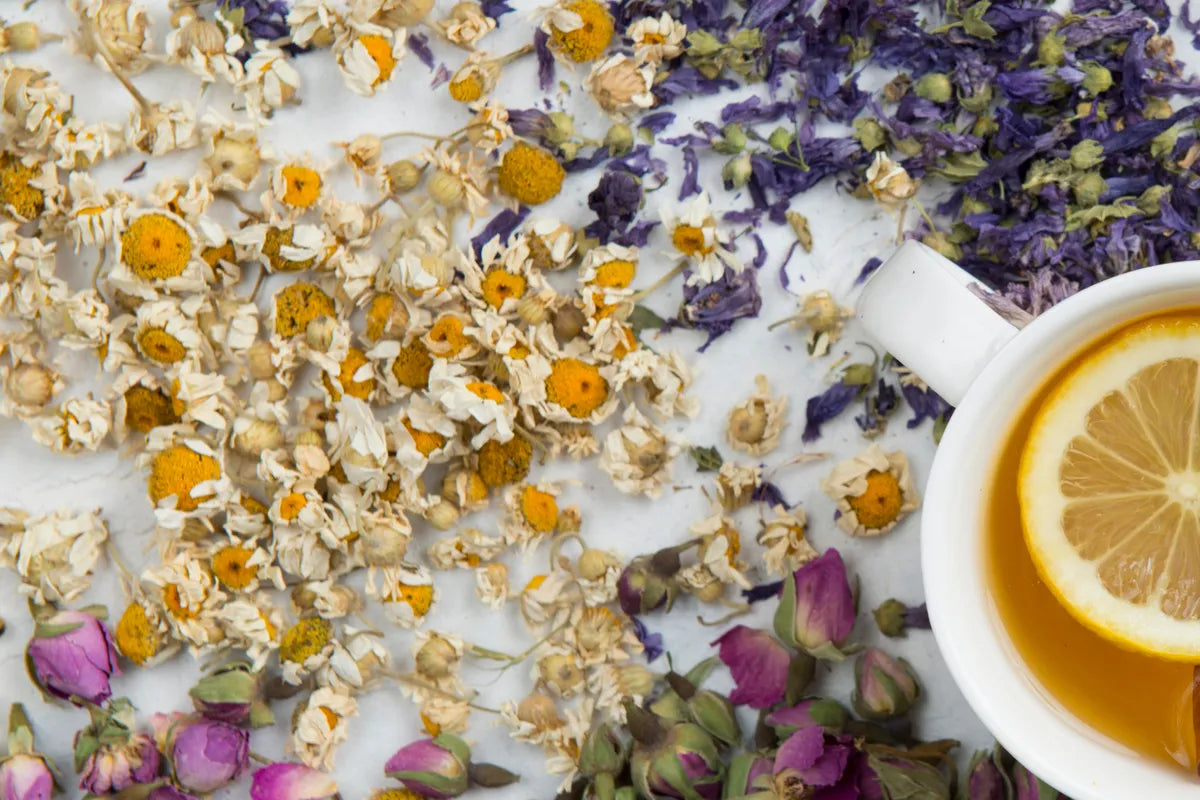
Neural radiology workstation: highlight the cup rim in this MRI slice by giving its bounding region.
[923,262,1200,798]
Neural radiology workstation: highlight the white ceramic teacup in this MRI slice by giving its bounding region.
[856,240,1200,799]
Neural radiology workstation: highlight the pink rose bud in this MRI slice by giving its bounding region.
[384,735,471,798]
[26,608,120,706]
[773,549,856,660]
[167,716,249,795]
[1,704,56,800]
[250,762,338,800]
[852,648,920,721]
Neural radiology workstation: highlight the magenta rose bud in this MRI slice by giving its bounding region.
[149,787,199,800]
[168,717,250,794]
[852,648,920,720]
[250,762,338,800]
[78,731,160,794]
[617,560,668,616]
[1,704,56,800]
[712,625,790,709]
[773,549,856,659]
[966,749,1006,800]
[384,735,470,798]
[26,608,120,706]
[1012,760,1062,799]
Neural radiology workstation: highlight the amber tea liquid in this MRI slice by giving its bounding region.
[987,312,1198,771]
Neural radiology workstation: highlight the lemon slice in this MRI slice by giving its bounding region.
[1020,314,1200,660]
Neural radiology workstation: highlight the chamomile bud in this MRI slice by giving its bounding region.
[386,160,423,195]
[1,22,45,52]
[7,362,55,407]
[415,634,459,679]
[428,169,465,208]
[235,419,285,456]
[516,692,562,729]
[517,295,549,325]
[375,0,435,26]
[578,548,617,580]
[247,341,277,380]
[604,123,634,155]
[552,305,587,342]
[427,500,459,530]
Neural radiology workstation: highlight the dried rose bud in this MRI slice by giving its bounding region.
[773,549,855,660]
[189,660,273,728]
[670,675,740,748]
[74,699,160,795]
[27,608,120,706]
[166,716,249,794]
[966,748,1007,800]
[1,704,56,800]
[852,648,920,720]
[385,735,471,798]
[250,762,338,800]
[7,363,55,407]
[627,706,722,800]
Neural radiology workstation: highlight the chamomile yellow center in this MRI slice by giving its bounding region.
[149,444,220,511]
[387,583,434,616]
[371,790,426,800]
[497,143,565,206]
[427,316,470,358]
[846,470,904,530]
[403,417,447,456]
[462,470,488,503]
[519,485,559,532]
[280,617,333,663]
[392,340,434,389]
[549,0,614,62]
[279,491,307,521]
[545,358,608,418]
[366,294,396,340]
[281,165,322,209]
[137,327,187,364]
[121,213,193,280]
[263,226,316,272]
[481,270,527,307]
[324,346,375,400]
[479,434,532,487]
[449,73,484,103]
[466,381,505,403]
[163,584,200,620]
[525,574,547,592]
[611,325,638,360]
[358,35,397,84]
[671,224,713,256]
[202,242,236,269]
[274,282,335,337]
[591,259,636,289]
[114,603,159,665]
[0,154,43,220]
[212,545,255,590]
[124,385,179,433]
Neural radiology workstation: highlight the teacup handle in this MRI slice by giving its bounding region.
[856,240,1020,406]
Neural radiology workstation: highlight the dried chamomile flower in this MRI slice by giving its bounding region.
[128,99,200,157]
[423,145,491,219]
[165,7,243,83]
[280,616,338,685]
[292,579,362,620]
[784,290,851,357]
[240,44,303,117]
[428,360,515,447]
[619,348,700,420]
[270,158,329,214]
[713,461,762,511]
[448,51,500,104]
[475,563,509,609]
[201,118,268,191]
[114,596,174,667]
[536,647,587,698]
[368,563,436,626]
[0,507,107,603]
[568,605,634,666]
[0,356,62,415]
[144,438,228,517]
[439,1,495,46]
[410,631,467,693]
[497,142,565,207]
[219,594,285,668]
[423,311,479,359]
[131,297,213,367]
[427,527,505,570]
[144,549,227,650]
[320,628,392,692]
[501,482,563,548]
[441,468,490,513]
[689,512,752,590]
[627,13,686,62]
[75,0,153,74]
[821,444,920,537]
[524,218,576,271]
[500,692,565,747]
[528,354,617,424]
[584,55,655,117]
[168,363,238,431]
[600,404,681,498]
[393,396,460,471]
[580,243,638,293]
[208,535,284,594]
[758,506,818,576]
[543,0,614,63]
[520,570,579,630]
[335,27,405,96]
[273,282,337,338]
[726,374,788,456]
[290,687,358,770]
[660,191,743,286]
[0,153,56,221]
[866,151,919,207]
[30,396,113,454]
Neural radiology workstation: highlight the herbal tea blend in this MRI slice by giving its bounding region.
[0,0,1197,797]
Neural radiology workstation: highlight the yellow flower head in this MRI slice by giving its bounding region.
[366,294,404,340]
[148,444,221,511]
[481,269,527,308]
[0,153,44,220]
[274,282,336,337]
[278,491,307,521]
[120,213,194,280]
[466,381,505,403]
[163,584,200,620]
[392,340,434,389]
[402,416,447,457]
[478,434,532,488]
[387,582,434,616]
[202,241,236,270]
[324,346,375,400]
[114,602,160,665]
[124,385,179,433]
[549,0,614,62]
[212,545,255,590]
[449,72,484,103]
[137,327,188,365]
[519,485,558,533]
[263,226,317,272]
[497,143,565,206]
[281,164,322,209]
[591,259,636,289]
[672,223,713,257]
[280,617,333,663]
[545,358,608,418]
[358,34,397,84]
[846,470,905,530]
[426,316,470,358]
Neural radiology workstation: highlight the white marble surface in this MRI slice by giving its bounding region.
[0,2,996,798]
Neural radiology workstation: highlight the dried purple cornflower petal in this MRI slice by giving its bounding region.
[720,96,793,125]
[752,480,789,508]
[479,0,514,21]
[617,220,659,247]
[585,171,643,243]
[630,617,664,663]
[742,579,784,604]
[677,269,762,351]
[471,208,530,257]
[654,67,739,104]
[507,108,555,140]
[639,111,676,134]
[802,381,859,442]
[221,0,293,56]
[534,29,554,91]
[898,381,952,430]
[407,33,435,69]
[679,146,700,199]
